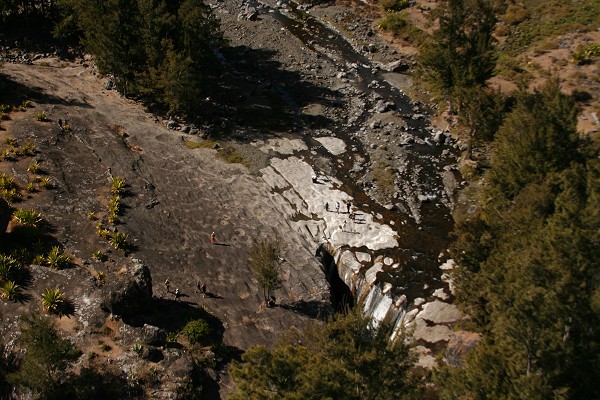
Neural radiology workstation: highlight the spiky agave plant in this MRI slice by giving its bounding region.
[111,176,127,195]
[41,288,64,313]
[13,208,43,228]
[46,246,70,270]
[1,280,20,301]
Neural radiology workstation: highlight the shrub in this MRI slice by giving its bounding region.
[108,195,121,215]
[0,173,15,190]
[131,343,144,356]
[1,188,22,203]
[380,12,407,31]
[92,250,106,261]
[107,211,119,224]
[39,177,52,189]
[109,232,128,250]
[21,142,36,156]
[1,280,20,301]
[182,319,210,344]
[41,288,64,313]
[572,43,600,65]
[380,0,409,12]
[46,246,70,269]
[0,254,21,283]
[35,111,49,122]
[13,208,42,227]
[111,176,127,195]
[27,160,40,173]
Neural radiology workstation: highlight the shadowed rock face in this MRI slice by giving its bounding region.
[0,197,9,235]
[101,259,153,317]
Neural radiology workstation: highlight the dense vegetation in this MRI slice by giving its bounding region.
[415,1,600,398]
[1,0,223,113]
[436,77,599,399]
[230,307,420,399]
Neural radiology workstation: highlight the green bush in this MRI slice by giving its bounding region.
[1,280,21,301]
[109,232,128,250]
[379,12,407,32]
[46,246,70,269]
[380,0,409,12]
[182,319,210,344]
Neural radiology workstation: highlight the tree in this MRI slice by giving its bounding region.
[441,78,600,398]
[419,0,497,102]
[489,77,581,200]
[249,238,283,305]
[230,307,420,399]
[8,313,81,399]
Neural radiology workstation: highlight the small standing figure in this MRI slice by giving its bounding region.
[312,175,318,183]
[342,220,347,232]
[325,202,329,212]
[335,202,340,214]
[196,281,207,298]
[210,231,216,245]
[164,279,170,293]
[346,201,351,214]
[175,288,181,301]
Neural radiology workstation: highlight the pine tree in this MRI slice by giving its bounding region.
[230,308,420,399]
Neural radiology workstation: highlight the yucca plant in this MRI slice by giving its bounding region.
[92,250,106,262]
[107,211,119,224]
[109,232,128,251]
[0,173,15,190]
[1,188,21,203]
[39,177,52,189]
[96,271,106,285]
[41,288,64,313]
[46,246,70,269]
[21,142,36,156]
[0,254,20,283]
[27,160,40,173]
[35,111,49,122]
[108,195,121,214]
[13,208,43,228]
[111,176,127,195]
[1,280,20,301]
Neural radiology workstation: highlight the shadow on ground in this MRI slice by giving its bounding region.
[198,46,344,140]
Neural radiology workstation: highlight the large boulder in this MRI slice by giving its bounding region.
[0,197,10,235]
[101,259,153,317]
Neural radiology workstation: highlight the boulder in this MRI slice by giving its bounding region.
[0,197,10,235]
[101,259,153,317]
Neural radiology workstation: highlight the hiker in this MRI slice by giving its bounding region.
[175,288,181,301]
[336,202,340,213]
[325,202,329,212]
[210,231,216,245]
[312,175,318,183]
[164,279,170,293]
[196,281,207,298]
[342,220,347,231]
[346,201,351,214]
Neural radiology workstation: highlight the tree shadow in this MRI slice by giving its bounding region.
[0,72,93,109]
[197,46,344,141]
[122,297,225,345]
[278,299,334,320]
